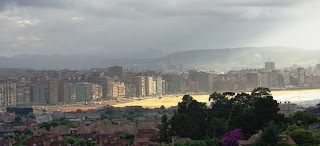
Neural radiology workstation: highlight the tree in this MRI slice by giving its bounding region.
[209,92,226,102]
[120,134,135,144]
[284,124,299,134]
[90,141,96,146]
[289,111,317,126]
[49,120,59,127]
[27,112,35,121]
[171,95,207,140]
[4,133,15,139]
[15,116,22,122]
[209,117,227,138]
[102,119,111,125]
[66,137,76,145]
[23,128,33,135]
[234,93,254,110]
[221,129,243,146]
[75,138,86,146]
[254,121,280,146]
[39,122,51,131]
[158,114,172,143]
[254,96,280,130]
[227,103,244,131]
[237,110,256,138]
[289,129,314,145]
[76,109,84,113]
[251,87,271,97]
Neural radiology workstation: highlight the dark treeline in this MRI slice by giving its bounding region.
[158,87,319,146]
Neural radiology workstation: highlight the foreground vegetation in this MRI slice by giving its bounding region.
[158,87,320,146]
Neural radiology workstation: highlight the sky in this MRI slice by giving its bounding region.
[1,0,320,58]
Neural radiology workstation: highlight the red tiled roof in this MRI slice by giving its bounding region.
[281,134,296,144]
[237,140,253,145]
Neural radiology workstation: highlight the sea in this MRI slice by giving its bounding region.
[273,92,320,107]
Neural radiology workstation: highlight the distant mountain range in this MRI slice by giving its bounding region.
[0,47,319,70]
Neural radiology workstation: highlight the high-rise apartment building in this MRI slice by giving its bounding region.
[297,67,305,86]
[136,76,146,97]
[118,83,126,97]
[145,76,154,96]
[48,81,59,104]
[16,84,31,106]
[92,84,103,99]
[30,84,47,104]
[265,62,275,71]
[247,72,259,89]
[155,75,162,95]
[0,81,17,107]
[108,66,123,78]
[283,70,291,86]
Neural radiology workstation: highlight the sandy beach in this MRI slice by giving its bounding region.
[45,88,320,112]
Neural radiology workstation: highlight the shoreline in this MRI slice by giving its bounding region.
[43,88,320,112]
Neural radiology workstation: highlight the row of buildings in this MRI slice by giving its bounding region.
[1,63,320,107]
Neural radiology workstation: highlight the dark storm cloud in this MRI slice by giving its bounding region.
[0,0,319,57]
[0,0,70,10]
[217,0,298,7]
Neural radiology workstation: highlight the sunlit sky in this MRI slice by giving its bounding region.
[0,0,320,57]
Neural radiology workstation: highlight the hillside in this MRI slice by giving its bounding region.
[0,47,319,70]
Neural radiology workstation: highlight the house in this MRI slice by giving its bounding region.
[35,114,53,123]
[69,128,78,134]
[305,106,320,119]
[26,121,37,128]
[0,113,16,123]
[237,134,295,146]
[51,126,69,137]
[133,137,158,146]
[33,128,48,136]
[77,126,92,135]
[97,134,128,146]
[0,138,14,146]
[26,135,48,146]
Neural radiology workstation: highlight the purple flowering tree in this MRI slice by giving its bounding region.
[222,129,243,146]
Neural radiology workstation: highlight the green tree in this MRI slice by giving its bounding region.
[158,114,172,143]
[76,109,84,113]
[102,119,111,125]
[15,116,22,122]
[120,134,135,144]
[66,137,76,145]
[39,122,51,131]
[174,140,206,146]
[23,128,33,135]
[171,95,207,140]
[254,96,280,130]
[251,87,271,97]
[209,92,226,102]
[4,133,15,139]
[289,129,314,145]
[254,121,280,146]
[283,124,299,134]
[209,117,227,138]
[75,138,86,146]
[49,120,59,127]
[27,112,35,121]
[90,141,96,146]
[236,110,257,138]
[289,111,317,126]
[227,103,244,131]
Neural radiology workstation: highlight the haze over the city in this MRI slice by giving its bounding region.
[1,0,320,59]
